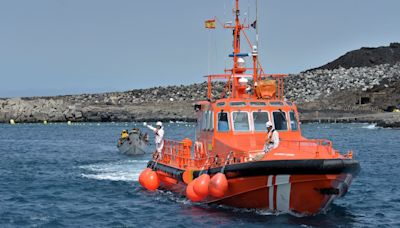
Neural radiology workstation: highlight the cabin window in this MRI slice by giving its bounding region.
[286,101,293,106]
[205,111,209,130]
[250,102,267,107]
[217,112,230,132]
[253,111,269,131]
[202,111,208,131]
[269,101,284,106]
[196,114,202,131]
[272,111,288,131]
[211,111,215,130]
[216,102,226,107]
[230,102,247,107]
[289,111,299,131]
[232,111,250,131]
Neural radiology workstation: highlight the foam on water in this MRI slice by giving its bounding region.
[361,123,379,129]
[79,159,147,182]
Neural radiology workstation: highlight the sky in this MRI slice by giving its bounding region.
[0,0,399,97]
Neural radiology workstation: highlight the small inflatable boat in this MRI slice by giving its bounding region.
[117,129,150,155]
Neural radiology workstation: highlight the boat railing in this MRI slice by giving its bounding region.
[160,139,210,169]
[206,73,287,100]
[159,138,335,170]
[209,139,335,164]
[279,139,334,155]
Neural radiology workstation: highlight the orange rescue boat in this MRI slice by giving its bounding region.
[139,0,360,215]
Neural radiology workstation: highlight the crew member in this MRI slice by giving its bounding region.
[264,121,279,152]
[143,133,149,143]
[143,121,164,158]
[120,130,129,139]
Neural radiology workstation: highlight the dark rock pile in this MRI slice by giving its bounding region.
[57,82,228,106]
[309,43,400,70]
[0,82,226,123]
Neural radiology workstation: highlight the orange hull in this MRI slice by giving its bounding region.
[151,159,358,215]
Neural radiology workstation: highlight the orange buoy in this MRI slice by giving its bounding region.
[142,170,160,191]
[193,174,210,198]
[186,179,204,202]
[209,173,228,198]
[139,168,152,186]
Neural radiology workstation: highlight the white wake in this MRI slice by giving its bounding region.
[361,123,378,129]
[79,159,148,182]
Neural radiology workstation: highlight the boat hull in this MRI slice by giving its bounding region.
[149,159,360,214]
[207,173,353,214]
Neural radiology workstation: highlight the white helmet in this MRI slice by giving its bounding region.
[266,121,273,128]
[237,57,246,68]
[156,121,163,127]
[238,77,248,84]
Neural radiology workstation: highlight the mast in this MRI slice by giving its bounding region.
[231,0,258,98]
[206,0,286,101]
[253,0,259,97]
[256,0,259,48]
[233,0,241,68]
[232,0,241,98]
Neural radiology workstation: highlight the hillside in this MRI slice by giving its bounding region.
[309,43,400,71]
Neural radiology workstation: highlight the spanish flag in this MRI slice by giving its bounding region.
[205,19,216,29]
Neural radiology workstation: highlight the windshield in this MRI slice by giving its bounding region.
[217,112,230,132]
[273,111,288,131]
[289,111,299,130]
[232,112,250,131]
[253,111,269,131]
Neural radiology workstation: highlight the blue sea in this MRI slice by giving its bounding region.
[0,122,399,227]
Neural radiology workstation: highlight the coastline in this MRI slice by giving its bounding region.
[299,111,400,128]
[1,97,399,128]
[1,62,399,128]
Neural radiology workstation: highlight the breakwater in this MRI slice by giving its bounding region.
[0,83,214,123]
[286,63,400,103]
[1,64,399,127]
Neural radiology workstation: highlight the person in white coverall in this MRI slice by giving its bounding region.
[143,121,164,158]
[264,121,279,152]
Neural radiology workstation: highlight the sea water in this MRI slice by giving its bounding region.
[0,122,399,227]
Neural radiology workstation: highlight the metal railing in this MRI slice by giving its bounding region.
[279,139,333,155]
[158,138,335,170]
[160,140,209,169]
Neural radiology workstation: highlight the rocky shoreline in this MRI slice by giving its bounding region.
[1,63,399,127]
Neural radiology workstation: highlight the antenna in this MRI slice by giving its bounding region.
[256,0,259,48]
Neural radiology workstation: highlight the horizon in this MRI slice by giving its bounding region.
[1,0,400,98]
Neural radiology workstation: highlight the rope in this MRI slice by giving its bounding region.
[220,151,233,174]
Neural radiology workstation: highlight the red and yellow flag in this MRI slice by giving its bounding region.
[205,19,216,29]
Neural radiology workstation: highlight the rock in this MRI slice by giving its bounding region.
[0,59,399,125]
[74,111,83,119]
